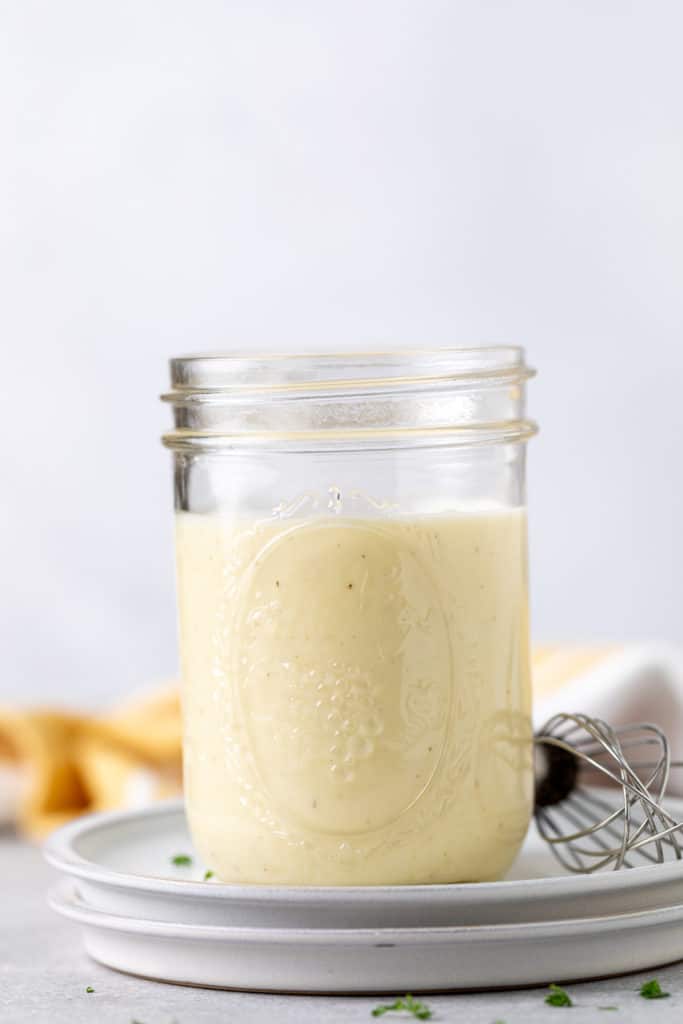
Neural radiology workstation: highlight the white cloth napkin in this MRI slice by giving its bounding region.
[534,645,683,792]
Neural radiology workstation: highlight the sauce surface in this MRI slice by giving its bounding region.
[175,508,532,885]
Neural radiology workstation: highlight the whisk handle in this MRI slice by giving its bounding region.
[535,739,579,808]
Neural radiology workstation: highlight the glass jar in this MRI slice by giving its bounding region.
[162,348,536,885]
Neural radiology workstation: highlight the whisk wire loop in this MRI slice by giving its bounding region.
[534,712,683,872]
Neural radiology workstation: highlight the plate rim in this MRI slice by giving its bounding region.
[48,878,683,944]
[44,796,683,903]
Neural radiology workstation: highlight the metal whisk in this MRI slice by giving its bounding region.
[533,713,683,873]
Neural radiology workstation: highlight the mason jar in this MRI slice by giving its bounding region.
[162,348,536,885]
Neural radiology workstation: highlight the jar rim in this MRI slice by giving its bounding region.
[161,346,537,452]
[163,346,533,399]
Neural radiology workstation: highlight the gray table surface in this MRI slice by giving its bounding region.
[2,832,682,1024]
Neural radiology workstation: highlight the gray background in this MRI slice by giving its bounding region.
[2,1,683,706]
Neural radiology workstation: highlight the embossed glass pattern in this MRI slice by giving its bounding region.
[162,349,536,885]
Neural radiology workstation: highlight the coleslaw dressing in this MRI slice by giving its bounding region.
[175,507,532,885]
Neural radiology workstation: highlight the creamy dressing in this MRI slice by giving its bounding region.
[175,509,532,885]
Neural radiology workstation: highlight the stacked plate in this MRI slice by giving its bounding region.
[45,795,683,993]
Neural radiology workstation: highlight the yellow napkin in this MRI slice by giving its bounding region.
[0,648,631,840]
[532,646,618,702]
[0,686,182,839]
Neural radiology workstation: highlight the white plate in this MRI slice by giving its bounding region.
[49,880,683,993]
[44,797,683,928]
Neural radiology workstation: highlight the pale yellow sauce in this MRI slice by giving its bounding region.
[175,509,532,885]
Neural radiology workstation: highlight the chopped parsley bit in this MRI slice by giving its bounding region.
[170,854,193,866]
[545,983,573,1007]
[203,869,214,880]
[85,986,94,993]
[598,1009,618,1012]
[640,979,670,999]
[371,994,432,1020]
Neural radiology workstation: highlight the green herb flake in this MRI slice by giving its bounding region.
[545,983,573,1007]
[598,1008,618,1012]
[203,869,214,880]
[170,854,193,866]
[85,986,94,993]
[640,979,670,999]
[371,994,433,1019]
